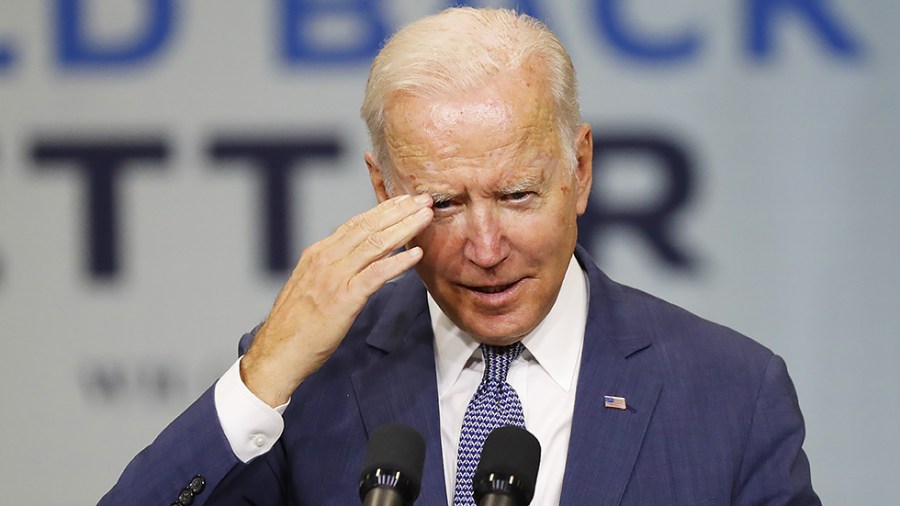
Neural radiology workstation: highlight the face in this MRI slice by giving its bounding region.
[367,68,593,345]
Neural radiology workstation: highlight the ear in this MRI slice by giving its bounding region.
[365,152,391,203]
[573,123,593,216]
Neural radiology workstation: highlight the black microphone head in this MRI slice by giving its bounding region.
[473,425,541,505]
[358,423,426,503]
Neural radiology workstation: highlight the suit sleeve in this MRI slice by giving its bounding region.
[99,332,279,506]
[733,354,821,506]
[98,386,242,506]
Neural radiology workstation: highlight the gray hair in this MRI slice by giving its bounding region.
[360,7,581,194]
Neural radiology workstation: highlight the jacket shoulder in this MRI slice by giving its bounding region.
[600,275,776,382]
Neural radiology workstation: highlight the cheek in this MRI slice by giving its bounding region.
[411,223,461,273]
[513,207,577,256]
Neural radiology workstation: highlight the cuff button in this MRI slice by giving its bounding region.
[189,475,206,494]
[177,488,194,505]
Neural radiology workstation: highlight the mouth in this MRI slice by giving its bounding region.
[471,284,513,294]
[462,279,522,294]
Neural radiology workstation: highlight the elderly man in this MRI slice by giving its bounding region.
[102,7,819,506]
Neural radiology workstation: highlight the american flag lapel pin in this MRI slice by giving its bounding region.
[604,395,627,410]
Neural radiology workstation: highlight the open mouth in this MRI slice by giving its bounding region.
[465,280,520,294]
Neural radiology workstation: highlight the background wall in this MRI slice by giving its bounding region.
[1,1,898,504]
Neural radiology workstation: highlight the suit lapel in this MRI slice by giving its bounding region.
[559,248,662,505]
[351,278,448,506]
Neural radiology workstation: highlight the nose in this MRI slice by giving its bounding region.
[462,206,510,269]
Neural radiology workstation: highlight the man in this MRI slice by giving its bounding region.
[102,7,819,505]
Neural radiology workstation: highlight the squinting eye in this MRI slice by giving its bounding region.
[507,192,530,201]
[433,200,452,210]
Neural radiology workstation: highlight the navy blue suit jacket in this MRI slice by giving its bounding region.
[101,246,819,505]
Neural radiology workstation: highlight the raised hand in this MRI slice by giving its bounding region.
[240,193,433,407]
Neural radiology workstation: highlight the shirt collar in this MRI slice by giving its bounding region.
[429,255,588,398]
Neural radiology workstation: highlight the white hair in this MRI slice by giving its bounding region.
[360,7,581,193]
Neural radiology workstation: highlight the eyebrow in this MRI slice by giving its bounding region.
[499,175,543,195]
[428,191,455,203]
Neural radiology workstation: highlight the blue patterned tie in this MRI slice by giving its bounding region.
[453,342,526,505]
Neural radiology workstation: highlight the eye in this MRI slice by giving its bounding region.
[505,191,531,201]
[432,200,452,210]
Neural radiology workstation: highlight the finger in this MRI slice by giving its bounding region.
[350,246,424,297]
[346,206,432,270]
[343,193,431,241]
[324,193,431,255]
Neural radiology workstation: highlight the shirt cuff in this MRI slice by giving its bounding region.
[214,357,289,463]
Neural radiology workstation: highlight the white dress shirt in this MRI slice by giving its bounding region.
[214,255,588,504]
[431,255,587,505]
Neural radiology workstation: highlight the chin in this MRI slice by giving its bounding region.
[462,319,538,346]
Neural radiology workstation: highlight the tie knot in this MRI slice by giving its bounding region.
[480,342,524,384]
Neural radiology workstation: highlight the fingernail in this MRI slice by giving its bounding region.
[413,193,432,205]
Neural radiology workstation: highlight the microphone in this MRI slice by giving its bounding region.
[473,426,542,506]
[358,423,426,506]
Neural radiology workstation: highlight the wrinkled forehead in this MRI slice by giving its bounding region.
[385,103,559,179]
[382,75,558,161]
[385,96,520,146]
[426,97,517,133]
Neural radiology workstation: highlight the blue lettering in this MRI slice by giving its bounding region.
[0,40,13,70]
[594,0,701,63]
[281,0,389,64]
[748,0,863,60]
[57,0,175,68]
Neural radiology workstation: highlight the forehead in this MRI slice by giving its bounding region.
[382,71,559,187]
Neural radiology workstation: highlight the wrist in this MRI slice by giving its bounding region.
[239,351,299,408]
